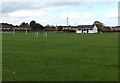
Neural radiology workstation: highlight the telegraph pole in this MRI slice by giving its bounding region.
[67,17,69,26]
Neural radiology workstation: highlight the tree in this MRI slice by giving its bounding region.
[30,20,44,31]
[20,22,31,28]
[20,22,26,27]
[45,24,50,30]
[30,20,36,30]
[58,26,63,31]
[36,23,44,30]
[1,23,14,28]
[93,21,104,31]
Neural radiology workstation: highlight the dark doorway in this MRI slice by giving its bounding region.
[87,29,89,33]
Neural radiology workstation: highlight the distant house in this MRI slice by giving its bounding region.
[1,27,11,31]
[103,26,112,31]
[13,27,31,31]
[1,27,31,31]
[112,26,120,31]
[57,26,77,31]
[76,25,98,33]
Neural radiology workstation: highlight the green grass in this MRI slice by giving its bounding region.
[2,32,118,81]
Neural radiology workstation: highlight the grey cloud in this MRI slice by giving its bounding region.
[1,2,46,13]
[1,1,82,14]
[47,2,81,7]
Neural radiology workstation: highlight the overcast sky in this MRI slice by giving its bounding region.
[0,0,119,26]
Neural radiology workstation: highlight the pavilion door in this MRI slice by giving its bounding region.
[82,29,83,33]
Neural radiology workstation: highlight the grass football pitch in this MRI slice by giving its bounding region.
[2,32,118,81]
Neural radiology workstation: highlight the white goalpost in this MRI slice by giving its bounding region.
[25,28,27,35]
[12,28,48,38]
[13,28,15,35]
[13,28,28,35]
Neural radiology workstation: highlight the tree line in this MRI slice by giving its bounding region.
[1,20,116,31]
[0,20,63,31]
